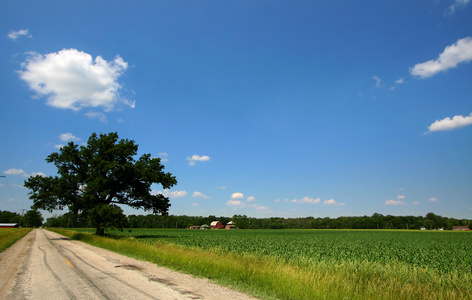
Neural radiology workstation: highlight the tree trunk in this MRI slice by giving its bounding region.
[96,226,105,236]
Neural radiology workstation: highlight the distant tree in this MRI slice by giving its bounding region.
[23,209,43,227]
[24,132,177,235]
[0,210,21,223]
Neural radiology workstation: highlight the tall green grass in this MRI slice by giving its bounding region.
[49,228,472,300]
[0,228,32,253]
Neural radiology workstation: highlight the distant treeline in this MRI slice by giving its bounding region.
[43,212,471,230]
[0,210,43,227]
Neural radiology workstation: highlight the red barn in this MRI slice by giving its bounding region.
[453,226,470,231]
[210,221,224,229]
[0,223,18,228]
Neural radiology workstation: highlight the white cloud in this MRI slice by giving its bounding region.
[30,172,47,177]
[291,196,321,204]
[413,201,421,205]
[157,152,169,163]
[187,154,210,166]
[410,37,472,78]
[247,196,256,202]
[372,75,383,88]
[429,197,439,202]
[193,191,211,199]
[426,113,472,133]
[8,29,32,40]
[385,199,406,206]
[395,77,405,84]
[323,199,345,206]
[18,49,132,112]
[155,189,187,198]
[192,203,199,207]
[254,205,269,210]
[397,195,405,200]
[226,200,244,207]
[231,192,244,200]
[3,169,46,178]
[447,0,470,14]
[86,111,108,123]
[4,169,26,176]
[60,132,81,142]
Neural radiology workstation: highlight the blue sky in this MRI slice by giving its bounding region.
[1,1,471,220]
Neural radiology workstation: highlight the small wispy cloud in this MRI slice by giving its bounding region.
[86,111,108,123]
[157,152,169,163]
[385,199,406,206]
[187,154,210,166]
[154,189,187,198]
[323,199,345,207]
[429,197,439,202]
[290,196,321,204]
[8,29,32,40]
[372,75,383,88]
[4,168,46,178]
[192,191,211,199]
[446,0,470,15]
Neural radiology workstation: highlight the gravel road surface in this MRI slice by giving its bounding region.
[0,229,258,300]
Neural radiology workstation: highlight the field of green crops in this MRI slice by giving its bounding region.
[81,229,472,276]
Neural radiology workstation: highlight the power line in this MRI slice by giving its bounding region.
[1,175,15,200]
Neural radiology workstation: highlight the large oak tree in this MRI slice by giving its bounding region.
[24,132,177,235]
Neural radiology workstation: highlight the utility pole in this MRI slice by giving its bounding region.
[21,208,27,227]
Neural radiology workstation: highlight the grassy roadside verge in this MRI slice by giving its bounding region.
[49,228,472,300]
[0,228,33,253]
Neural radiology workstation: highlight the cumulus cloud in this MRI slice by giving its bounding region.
[247,196,256,202]
[158,152,169,163]
[226,200,244,207]
[385,199,406,205]
[410,37,472,78]
[60,132,81,142]
[18,49,132,112]
[4,169,46,177]
[154,189,187,198]
[193,191,211,199]
[426,113,472,133]
[187,154,210,166]
[397,195,405,200]
[323,199,345,206]
[8,29,32,40]
[4,169,26,176]
[429,197,439,202]
[291,196,321,204]
[230,192,244,200]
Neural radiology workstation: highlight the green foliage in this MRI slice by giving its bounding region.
[106,229,472,275]
[88,204,129,235]
[57,228,472,299]
[24,132,177,235]
[0,210,21,223]
[0,228,32,253]
[23,209,43,227]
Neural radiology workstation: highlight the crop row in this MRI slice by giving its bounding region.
[109,229,471,275]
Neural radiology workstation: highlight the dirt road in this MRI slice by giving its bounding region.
[0,229,257,300]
